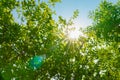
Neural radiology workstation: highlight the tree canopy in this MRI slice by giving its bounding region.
[89,0,120,42]
[0,0,120,80]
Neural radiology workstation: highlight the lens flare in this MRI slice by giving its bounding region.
[29,56,44,70]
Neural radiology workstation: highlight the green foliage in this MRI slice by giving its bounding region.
[87,0,120,79]
[48,0,61,6]
[0,0,58,79]
[0,0,120,80]
[89,0,120,42]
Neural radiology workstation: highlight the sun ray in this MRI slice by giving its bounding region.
[60,24,87,52]
[68,30,80,40]
[63,25,87,42]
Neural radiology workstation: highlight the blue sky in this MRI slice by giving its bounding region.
[52,0,118,28]
[12,0,118,28]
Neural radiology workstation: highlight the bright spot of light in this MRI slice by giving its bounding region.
[63,24,88,42]
[68,30,80,40]
[67,29,87,41]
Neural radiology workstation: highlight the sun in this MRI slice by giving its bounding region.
[63,24,87,42]
[68,30,80,40]
[67,28,86,41]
